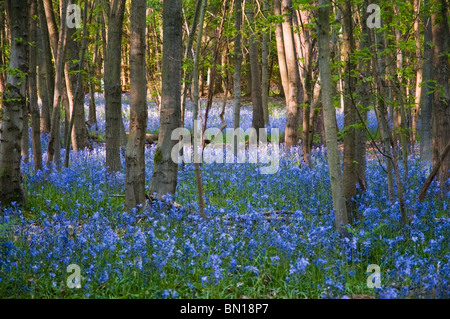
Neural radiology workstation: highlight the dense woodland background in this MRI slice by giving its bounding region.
[0,0,449,299]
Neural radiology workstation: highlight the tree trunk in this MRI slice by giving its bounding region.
[355,0,371,192]
[192,0,207,122]
[371,7,408,224]
[280,0,300,148]
[148,0,182,198]
[261,0,270,125]
[233,0,243,156]
[87,31,99,125]
[0,4,6,99]
[393,4,409,178]
[125,0,148,211]
[21,99,30,163]
[29,0,42,172]
[341,0,357,216]
[88,63,97,125]
[65,4,89,154]
[317,0,348,234]
[46,0,68,167]
[411,0,422,153]
[64,0,90,168]
[104,0,126,172]
[37,0,53,133]
[191,0,208,219]
[419,0,433,166]
[44,0,71,150]
[247,2,265,138]
[181,0,203,128]
[274,0,289,115]
[371,13,395,203]
[431,0,450,193]
[294,8,314,166]
[0,0,29,205]
[42,0,58,60]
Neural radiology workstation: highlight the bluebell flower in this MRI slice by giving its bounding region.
[99,270,109,284]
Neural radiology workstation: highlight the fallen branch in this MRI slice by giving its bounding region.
[418,141,450,202]
[125,132,158,145]
[146,193,185,210]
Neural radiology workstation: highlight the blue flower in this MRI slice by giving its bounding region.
[289,257,309,276]
[99,270,109,284]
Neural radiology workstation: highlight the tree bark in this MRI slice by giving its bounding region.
[341,0,357,216]
[46,0,68,167]
[192,0,207,122]
[64,0,90,168]
[411,0,422,153]
[125,0,148,211]
[431,0,450,193]
[392,4,409,179]
[104,0,126,172]
[0,4,6,99]
[247,2,265,138]
[355,0,371,192]
[87,32,99,125]
[294,8,314,166]
[371,11,395,202]
[233,0,243,156]
[65,1,89,156]
[317,0,348,233]
[42,0,58,60]
[29,0,42,172]
[280,0,300,148]
[148,0,182,198]
[0,0,29,205]
[274,0,289,116]
[261,0,270,125]
[181,0,203,128]
[37,0,53,133]
[419,0,433,166]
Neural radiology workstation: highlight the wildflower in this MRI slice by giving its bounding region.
[244,266,259,277]
[99,270,109,284]
[289,257,309,276]
[270,255,280,266]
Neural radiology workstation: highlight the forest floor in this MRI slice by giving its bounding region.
[0,94,449,299]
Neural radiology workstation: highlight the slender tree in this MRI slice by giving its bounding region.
[431,0,450,193]
[46,0,68,167]
[280,0,300,148]
[192,0,207,122]
[317,0,348,233]
[247,1,265,138]
[274,0,289,103]
[37,0,53,133]
[354,0,371,191]
[64,0,90,168]
[67,0,90,153]
[294,7,315,166]
[341,0,357,216]
[125,0,148,211]
[261,0,270,125]
[233,0,243,156]
[419,0,433,166]
[103,0,126,172]
[29,0,42,172]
